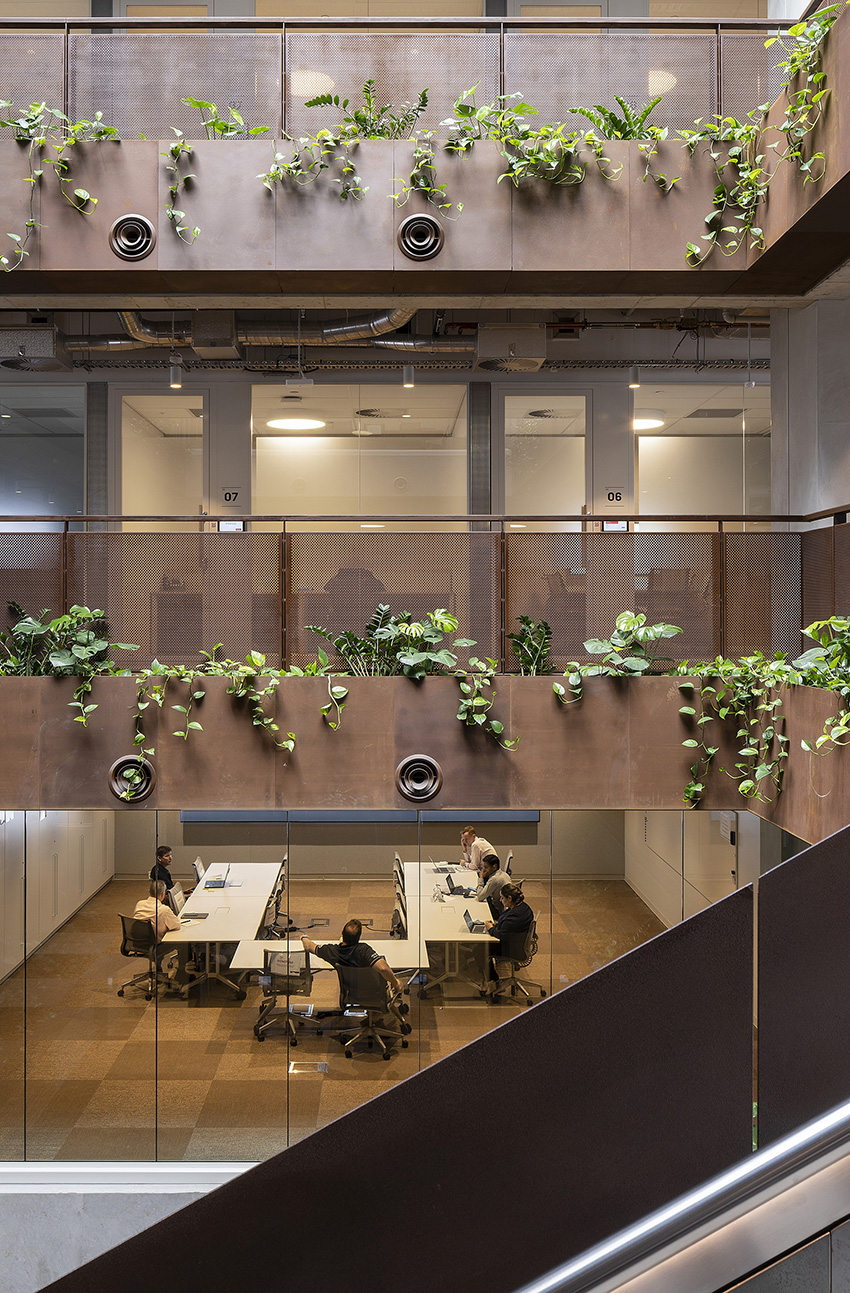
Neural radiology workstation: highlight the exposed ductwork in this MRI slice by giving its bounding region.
[64,307,421,352]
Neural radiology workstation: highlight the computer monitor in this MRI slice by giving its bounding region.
[193,856,205,884]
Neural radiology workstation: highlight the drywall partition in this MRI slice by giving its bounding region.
[758,822,850,1146]
[39,888,754,1293]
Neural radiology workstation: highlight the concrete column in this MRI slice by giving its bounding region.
[772,300,850,516]
[208,383,251,518]
[590,381,634,518]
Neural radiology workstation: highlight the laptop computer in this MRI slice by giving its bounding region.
[193,856,206,884]
[446,873,473,898]
[204,862,231,889]
[464,907,487,933]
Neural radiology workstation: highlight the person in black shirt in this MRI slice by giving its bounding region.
[150,844,175,891]
[302,918,402,996]
[150,844,193,897]
[483,883,533,990]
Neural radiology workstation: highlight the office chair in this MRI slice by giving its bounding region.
[505,850,513,876]
[390,887,407,939]
[491,914,548,1006]
[165,881,184,916]
[117,914,176,1000]
[255,948,331,1044]
[333,964,412,1060]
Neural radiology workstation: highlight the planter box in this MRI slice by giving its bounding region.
[0,675,844,842]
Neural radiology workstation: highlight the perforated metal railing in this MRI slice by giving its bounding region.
[0,515,844,672]
[0,17,795,141]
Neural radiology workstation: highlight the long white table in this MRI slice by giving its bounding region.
[403,860,498,994]
[162,861,282,996]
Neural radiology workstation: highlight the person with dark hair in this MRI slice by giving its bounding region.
[302,919,402,996]
[150,844,193,896]
[483,883,533,991]
[460,826,496,872]
[474,853,511,919]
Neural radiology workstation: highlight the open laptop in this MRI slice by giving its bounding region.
[464,907,487,934]
[193,856,206,885]
[204,862,231,889]
[446,872,474,898]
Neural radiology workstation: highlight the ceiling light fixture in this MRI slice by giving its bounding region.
[402,365,415,388]
[266,391,325,432]
[628,365,641,389]
[169,351,183,389]
[633,409,666,430]
[648,70,678,97]
[289,69,336,100]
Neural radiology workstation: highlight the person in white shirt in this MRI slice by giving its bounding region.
[460,826,496,872]
[133,879,182,942]
[474,854,511,919]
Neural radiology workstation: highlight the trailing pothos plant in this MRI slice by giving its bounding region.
[455,655,518,749]
[0,101,118,270]
[681,1,846,265]
[553,612,683,706]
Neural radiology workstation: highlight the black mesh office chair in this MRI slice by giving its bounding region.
[333,963,411,1060]
[492,914,548,1005]
[117,914,172,1000]
[255,947,330,1044]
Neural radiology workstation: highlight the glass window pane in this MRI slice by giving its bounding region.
[0,811,24,1160]
[0,385,84,523]
[636,384,771,530]
[505,393,586,531]
[251,384,467,529]
[121,394,204,525]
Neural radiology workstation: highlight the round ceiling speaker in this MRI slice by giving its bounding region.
[108,755,156,801]
[397,213,444,261]
[109,214,156,261]
[395,754,443,802]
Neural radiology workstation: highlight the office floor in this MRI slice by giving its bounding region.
[0,874,664,1162]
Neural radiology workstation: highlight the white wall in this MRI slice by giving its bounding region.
[624,809,683,927]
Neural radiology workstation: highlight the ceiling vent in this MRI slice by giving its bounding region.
[0,327,71,372]
[475,326,546,372]
[192,310,241,359]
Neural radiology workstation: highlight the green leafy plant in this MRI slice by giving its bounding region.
[682,2,846,265]
[320,678,350,730]
[677,653,795,806]
[393,130,462,217]
[258,134,368,201]
[304,79,429,141]
[0,602,137,725]
[794,616,850,760]
[553,612,683,706]
[507,615,552,675]
[161,129,200,244]
[0,102,118,270]
[572,94,663,140]
[182,96,270,141]
[455,656,518,749]
[305,604,473,679]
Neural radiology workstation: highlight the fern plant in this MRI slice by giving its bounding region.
[305,79,429,140]
[507,615,553,675]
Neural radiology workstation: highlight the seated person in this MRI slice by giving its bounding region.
[460,825,496,872]
[134,879,181,941]
[150,844,193,897]
[483,883,534,989]
[302,919,403,998]
[474,853,511,920]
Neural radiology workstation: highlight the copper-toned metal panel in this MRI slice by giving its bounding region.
[287,531,500,669]
[511,143,630,275]
[39,140,159,273]
[503,31,717,137]
[67,531,282,668]
[391,145,511,280]
[724,531,802,660]
[832,523,850,615]
[801,527,835,628]
[68,33,282,139]
[283,31,499,139]
[274,140,395,274]
[0,677,41,808]
[156,140,274,273]
[0,533,64,631]
[629,142,747,275]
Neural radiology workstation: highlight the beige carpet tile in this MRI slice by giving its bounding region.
[74,1078,156,1128]
[183,1126,286,1160]
[151,1080,213,1128]
[195,1080,288,1129]
[27,1040,127,1082]
[24,1079,102,1129]
[0,1081,25,1129]
[53,1127,158,1161]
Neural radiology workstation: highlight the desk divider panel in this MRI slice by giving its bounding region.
[757,822,850,1146]
[42,887,754,1293]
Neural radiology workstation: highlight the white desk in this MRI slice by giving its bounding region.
[163,862,282,996]
[401,860,497,994]
[230,936,424,973]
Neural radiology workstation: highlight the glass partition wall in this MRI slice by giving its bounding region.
[0,806,705,1162]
